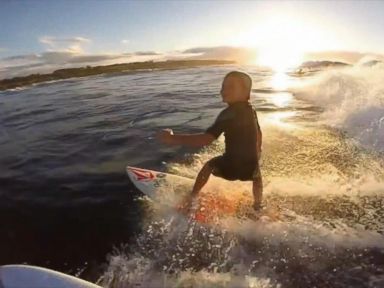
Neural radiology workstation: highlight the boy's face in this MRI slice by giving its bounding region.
[220,76,248,104]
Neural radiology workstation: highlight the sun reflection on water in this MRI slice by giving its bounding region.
[271,92,293,108]
[264,111,298,129]
[270,71,291,91]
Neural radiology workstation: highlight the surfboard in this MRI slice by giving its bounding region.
[127,165,230,223]
[126,166,281,223]
[126,166,193,206]
[0,265,101,288]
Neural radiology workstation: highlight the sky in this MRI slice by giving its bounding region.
[1,0,384,77]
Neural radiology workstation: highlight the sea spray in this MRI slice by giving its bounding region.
[293,64,384,152]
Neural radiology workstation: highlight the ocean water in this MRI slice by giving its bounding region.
[0,64,384,287]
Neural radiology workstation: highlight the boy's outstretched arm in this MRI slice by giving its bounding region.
[157,129,215,147]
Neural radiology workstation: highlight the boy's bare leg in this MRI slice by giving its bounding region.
[180,162,214,211]
[252,174,263,210]
[192,161,214,196]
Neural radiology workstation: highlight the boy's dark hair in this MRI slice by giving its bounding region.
[224,71,252,99]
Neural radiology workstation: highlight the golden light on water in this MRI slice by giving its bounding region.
[265,111,297,129]
[270,92,293,108]
[270,71,291,91]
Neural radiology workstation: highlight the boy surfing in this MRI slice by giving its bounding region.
[157,71,263,211]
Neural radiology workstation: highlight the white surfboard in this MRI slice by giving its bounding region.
[0,265,101,288]
[126,166,194,207]
[126,166,283,223]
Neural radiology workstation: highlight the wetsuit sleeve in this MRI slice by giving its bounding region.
[205,109,232,139]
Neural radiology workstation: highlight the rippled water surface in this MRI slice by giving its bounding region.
[1,65,384,287]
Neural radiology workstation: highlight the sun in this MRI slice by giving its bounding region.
[230,12,332,72]
[257,47,303,72]
[251,16,307,72]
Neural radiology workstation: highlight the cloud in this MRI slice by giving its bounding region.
[304,51,384,64]
[121,39,129,45]
[1,35,170,78]
[0,51,120,68]
[0,54,40,69]
[181,46,257,63]
[0,51,126,78]
[39,36,91,53]
[3,43,383,80]
[182,46,384,66]
[0,47,7,53]
[40,51,125,64]
[134,51,161,56]
[0,50,166,78]
[181,47,384,66]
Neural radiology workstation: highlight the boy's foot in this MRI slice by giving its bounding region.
[177,195,195,214]
[252,202,265,212]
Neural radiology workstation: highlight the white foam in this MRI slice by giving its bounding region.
[265,175,384,197]
[293,64,384,152]
[100,258,276,288]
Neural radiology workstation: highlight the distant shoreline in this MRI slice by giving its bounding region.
[0,59,235,91]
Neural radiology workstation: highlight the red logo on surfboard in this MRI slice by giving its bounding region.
[130,167,155,181]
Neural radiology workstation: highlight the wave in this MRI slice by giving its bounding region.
[98,184,384,288]
[98,138,384,287]
[293,64,384,153]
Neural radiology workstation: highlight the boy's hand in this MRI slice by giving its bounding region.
[157,128,174,145]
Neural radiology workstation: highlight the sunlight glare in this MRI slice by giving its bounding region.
[231,12,334,71]
[270,71,291,91]
[271,92,293,108]
[265,111,297,129]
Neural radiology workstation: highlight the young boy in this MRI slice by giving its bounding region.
[157,71,263,211]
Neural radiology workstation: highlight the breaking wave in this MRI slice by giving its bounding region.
[293,63,384,153]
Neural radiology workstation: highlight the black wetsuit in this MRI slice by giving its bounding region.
[205,101,261,181]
